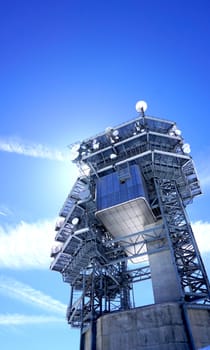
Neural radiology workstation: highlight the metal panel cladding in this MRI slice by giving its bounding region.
[96,164,147,210]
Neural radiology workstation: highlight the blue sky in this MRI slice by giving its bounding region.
[0,1,210,349]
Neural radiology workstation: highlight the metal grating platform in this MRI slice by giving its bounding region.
[96,197,156,263]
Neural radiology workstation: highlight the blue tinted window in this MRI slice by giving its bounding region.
[96,165,147,210]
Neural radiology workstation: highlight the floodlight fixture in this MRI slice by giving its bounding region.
[174,129,182,136]
[110,153,117,159]
[182,143,191,154]
[92,139,100,150]
[71,217,79,225]
[55,217,65,230]
[105,127,113,134]
[81,143,87,150]
[112,130,119,137]
[50,243,63,257]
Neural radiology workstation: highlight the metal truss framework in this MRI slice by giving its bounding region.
[50,113,210,332]
[155,178,210,303]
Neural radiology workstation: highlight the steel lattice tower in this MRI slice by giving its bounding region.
[50,101,210,350]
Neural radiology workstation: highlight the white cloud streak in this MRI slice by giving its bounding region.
[0,276,66,315]
[200,175,210,189]
[0,219,56,269]
[192,221,210,254]
[0,217,209,271]
[0,138,68,161]
[195,152,210,191]
[0,205,13,217]
[0,277,67,327]
[0,314,64,325]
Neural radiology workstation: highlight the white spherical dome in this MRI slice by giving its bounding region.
[135,100,148,113]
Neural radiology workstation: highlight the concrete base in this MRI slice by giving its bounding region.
[83,303,210,350]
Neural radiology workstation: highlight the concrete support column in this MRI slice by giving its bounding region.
[147,239,182,303]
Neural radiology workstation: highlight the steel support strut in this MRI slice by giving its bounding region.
[154,178,210,303]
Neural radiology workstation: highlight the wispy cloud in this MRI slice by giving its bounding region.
[0,219,56,269]
[0,277,66,327]
[195,151,210,191]
[0,276,66,315]
[0,217,209,271]
[0,137,69,161]
[200,175,210,189]
[0,314,64,325]
[192,221,210,254]
[0,205,13,217]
